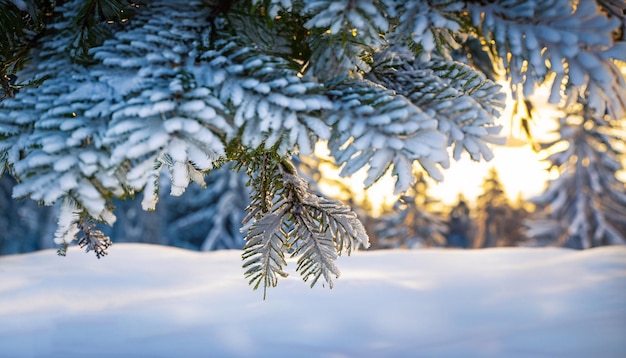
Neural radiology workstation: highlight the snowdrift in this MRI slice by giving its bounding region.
[1,244,625,357]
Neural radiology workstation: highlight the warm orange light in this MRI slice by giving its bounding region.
[312,82,567,212]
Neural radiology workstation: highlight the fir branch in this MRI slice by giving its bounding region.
[383,0,468,60]
[54,196,83,251]
[299,192,369,254]
[70,0,134,63]
[468,0,624,101]
[303,0,388,80]
[282,169,369,287]
[0,0,46,95]
[239,149,290,298]
[226,2,294,60]
[291,213,340,288]
[0,1,28,61]
[77,219,112,259]
[240,152,368,297]
[56,241,70,257]
[427,59,505,117]
[242,210,290,299]
[199,37,332,155]
[326,77,448,193]
[371,50,505,161]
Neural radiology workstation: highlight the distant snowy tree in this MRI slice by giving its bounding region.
[526,98,626,249]
[500,195,530,247]
[103,167,248,251]
[1,0,624,293]
[376,171,447,248]
[165,163,248,251]
[0,175,56,254]
[105,194,168,247]
[446,196,472,248]
[474,168,519,248]
[0,166,248,253]
[522,1,626,249]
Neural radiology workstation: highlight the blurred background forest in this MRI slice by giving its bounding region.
[0,158,560,254]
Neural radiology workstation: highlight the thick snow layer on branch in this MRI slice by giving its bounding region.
[0,244,624,357]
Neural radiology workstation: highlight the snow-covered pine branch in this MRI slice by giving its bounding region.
[469,0,625,103]
[76,219,113,259]
[1,0,625,290]
[54,196,113,258]
[369,49,505,163]
[241,154,368,297]
[326,77,448,194]
[383,0,467,61]
[88,1,230,210]
[198,37,333,156]
[303,0,388,81]
[242,209,290,299]
[288,169,368,256]
[0,0,123,247]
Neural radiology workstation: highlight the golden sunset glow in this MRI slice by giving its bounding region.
[314,62,625,216]
[316,139,551,215]
[315,84,561,214]
[428,85,560,207]
[427,144,549,206]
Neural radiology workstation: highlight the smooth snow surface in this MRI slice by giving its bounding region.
[1,244,625,358]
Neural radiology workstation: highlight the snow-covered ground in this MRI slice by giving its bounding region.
[1,244,625,358]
